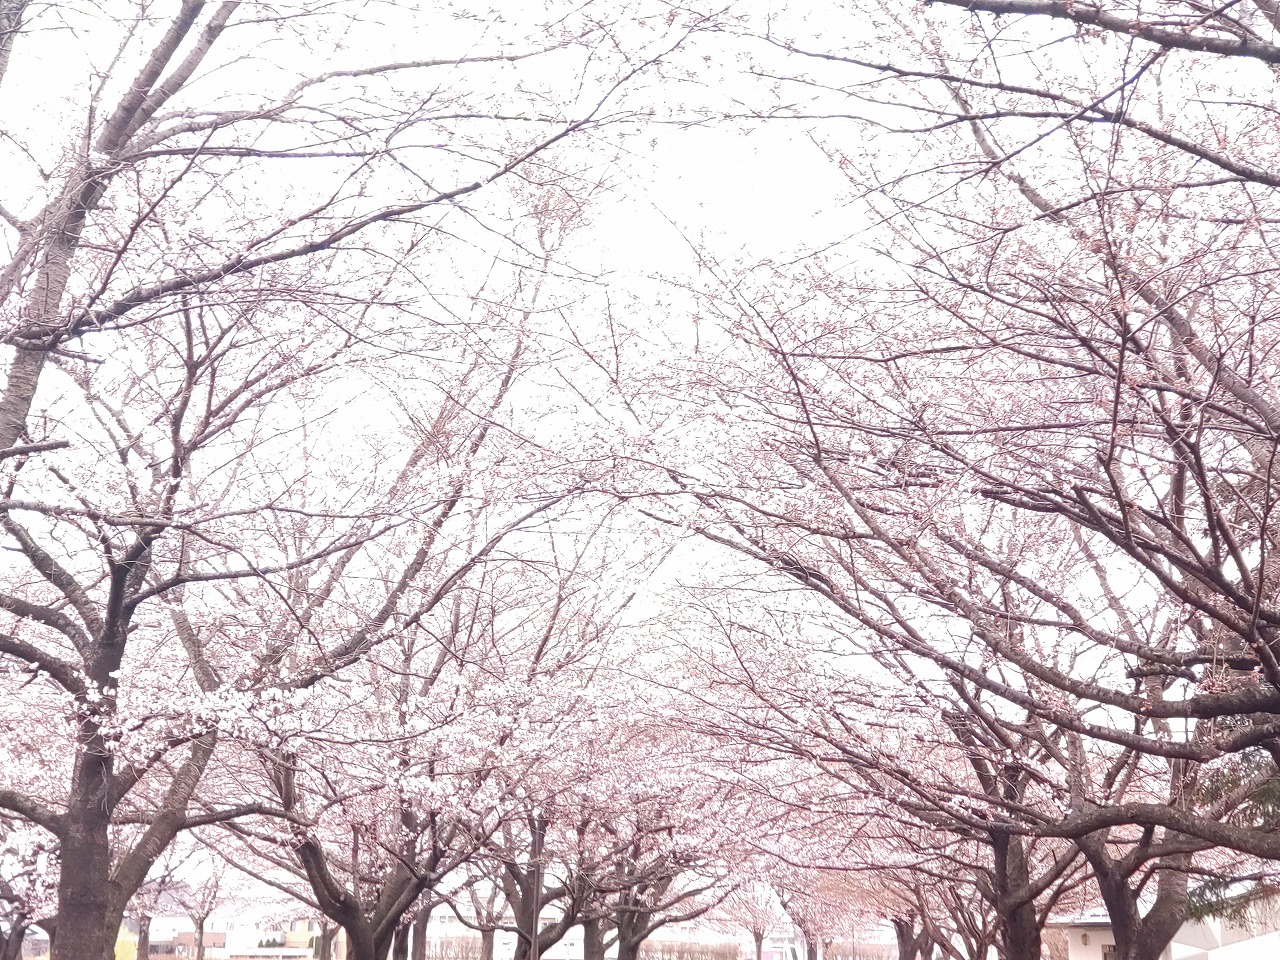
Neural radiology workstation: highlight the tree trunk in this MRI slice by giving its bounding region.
[511,886,537,960]
[51,628,149,960]
[992,835,1042,960]
[341,924,379,960]
[479,929,494,960]
[195,918,206,960]
[753,931,765,960]
[0,926,26,960]
[0,346,45,450]
[410,916,427,960]
[584,919,607,960]
[1096,881,1141,960]
[892,919,914,960]
[319,924,338,960]
[616,912,650,960]
[392,927,409,960]
[1097,878,1186,960]
[1083,834,1189,960]
[616,902,656,960]
[53,795,120,960]
[1000,906,1041,960]
[511,919,574,960]
[137,915,152,960]
[0,0,32,91]
[892,918,925,960]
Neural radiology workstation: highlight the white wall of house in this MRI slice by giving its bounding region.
[1061,925,1120,960]
[1211,928,1280,960]
[1059,911,1280,960]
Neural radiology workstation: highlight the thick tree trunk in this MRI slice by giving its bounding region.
[0,346,45,450]
[584,919,607,960]
[0,0,32,90]
[892,919,915,960]
[0,926,26,960]
[53,733,213,960]
[992,835,1042,960]
[616,913,650,960]
[479,929,494,960]
[392,926,409,960]
[53,796,120,960]
[0,191,95,452]
[344,926,399,960]
[410,916,427,960]
[1082,832,1189,960]
[1096,882,1141,960]
[512,920,574,960]
[1094,872,1186,960]
[340,923,377,960]
[616,904,657,960]
[891,918,929,960]
[1001,907,1041,960]
[512,895,537,960]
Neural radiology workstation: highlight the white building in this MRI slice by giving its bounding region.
[1055,900,1280,960]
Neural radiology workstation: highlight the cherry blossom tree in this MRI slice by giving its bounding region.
[448,873,504,960]
[645,580,1097,960]
[0,291,369,960]
[712,0,1280,858]
[463,689,735,960]
[560,1,1280,956]
[215,498,670,960]
[0,820,55,960]
[0,0,714,459]
[575,743,732,960]
[0,2,722,954]
[714,883,785,960]
[0,229,619,960]
[173,856,238,960]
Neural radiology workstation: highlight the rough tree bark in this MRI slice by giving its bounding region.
[0,923,27,960]
[1078,832,1191,960]
[891,917,931,960]
[990,835,1043,960]
[583,918,611,960]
